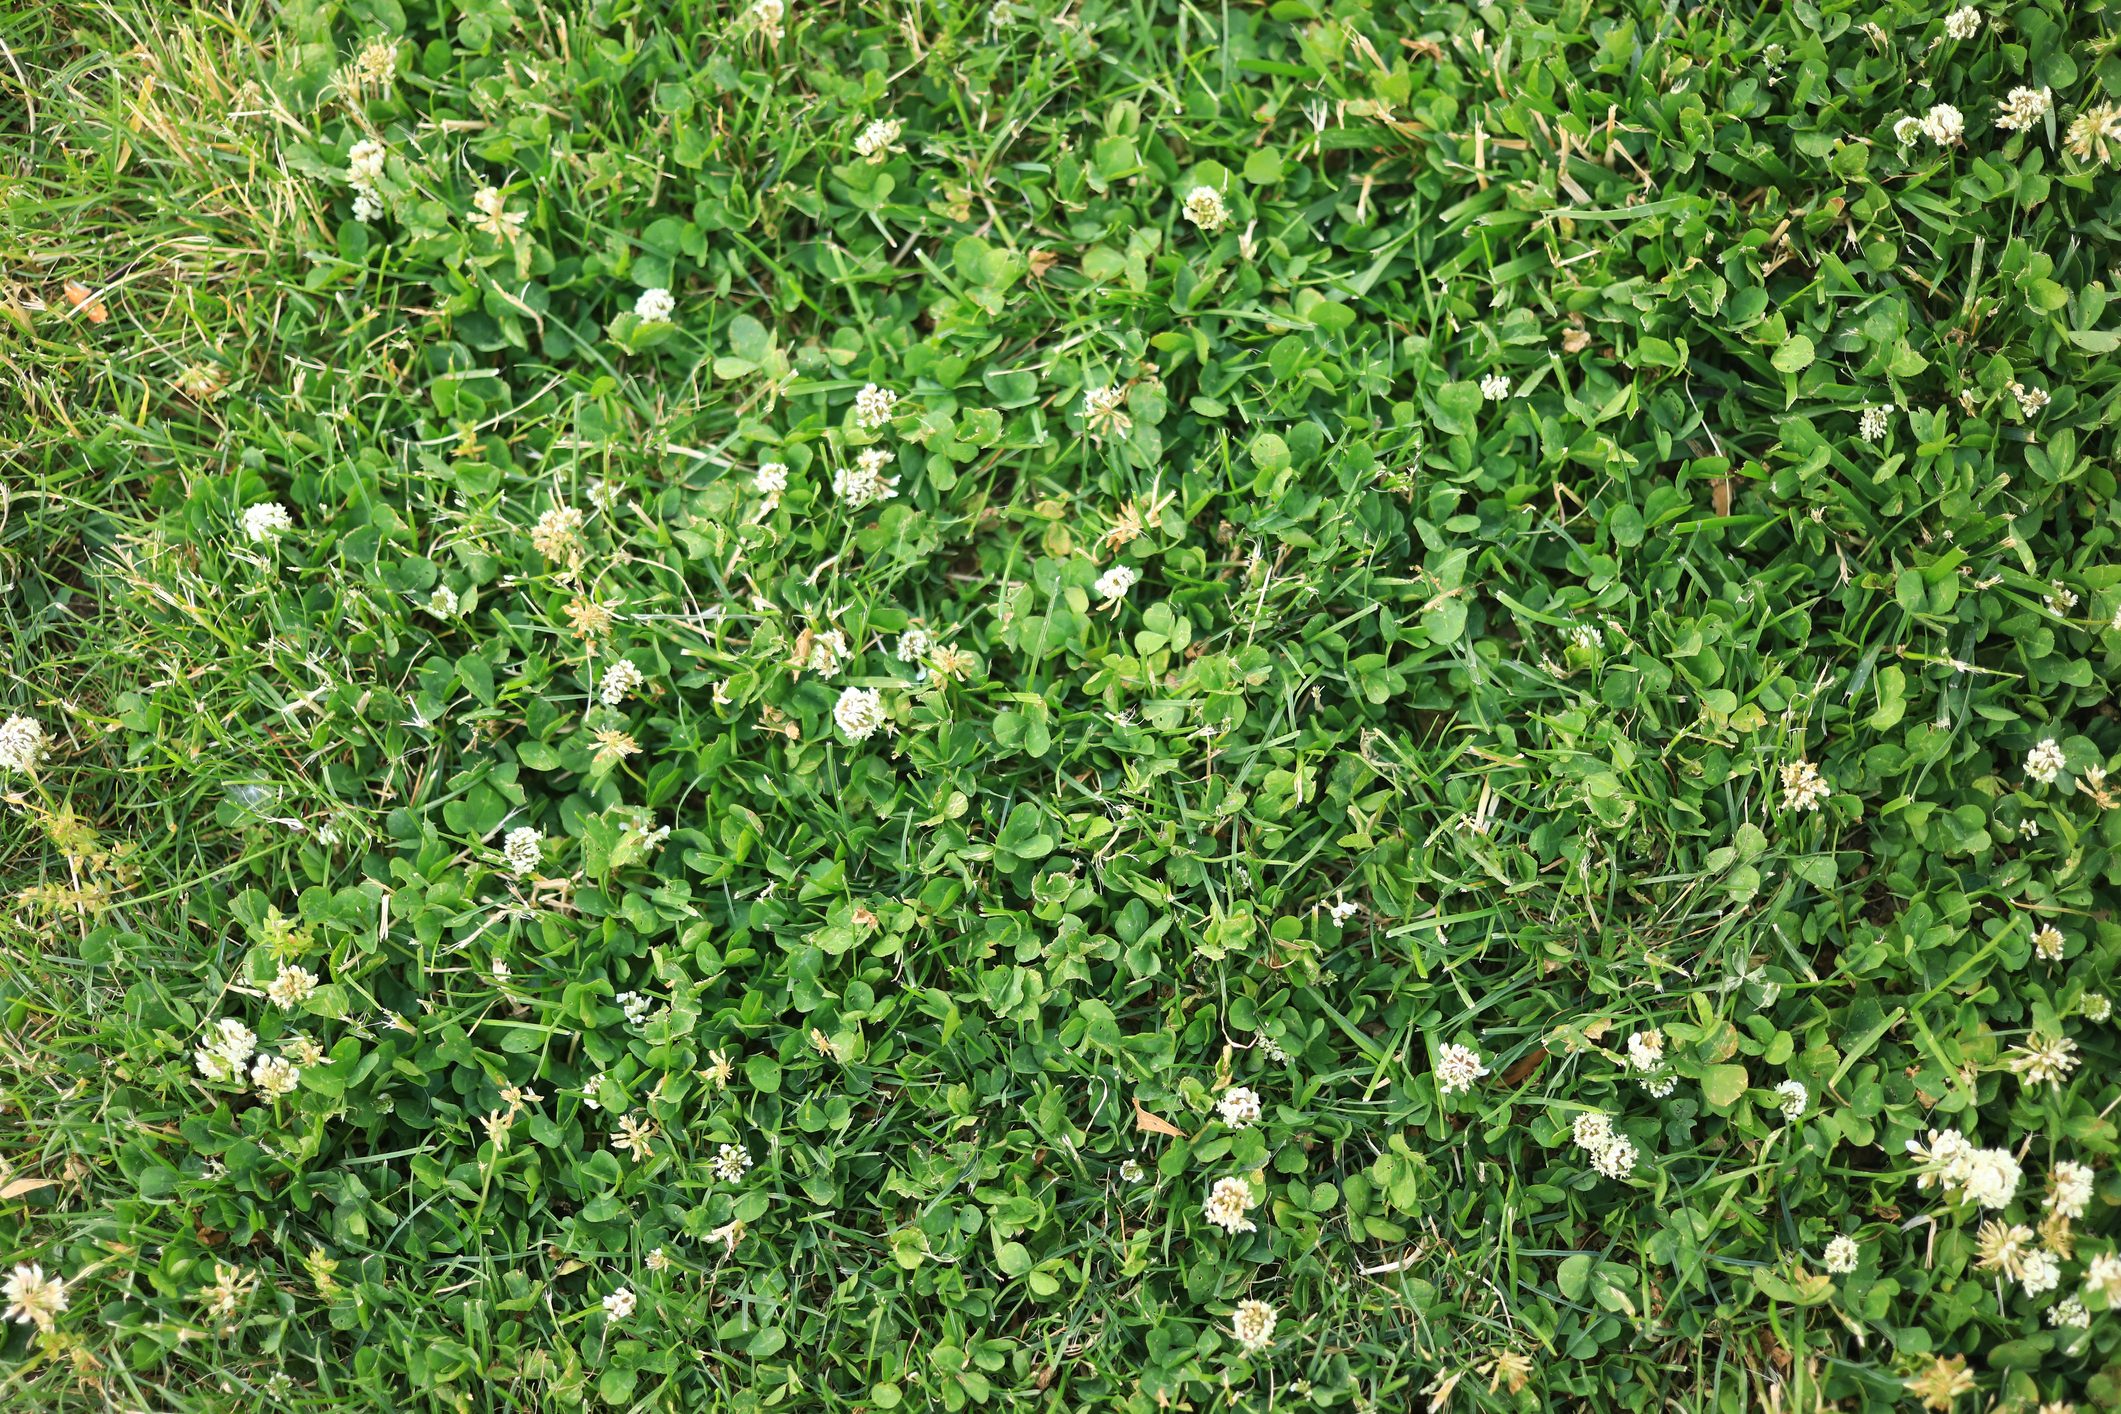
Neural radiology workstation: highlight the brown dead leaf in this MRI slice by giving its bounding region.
[0,1176,56,1200]
[1132,1097,1183,1138]
[1026,250,1058,280]
[64,281,109,323]
[1711,477,1732,516]
[1499,1047,1547,1086]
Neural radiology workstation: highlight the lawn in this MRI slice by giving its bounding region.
[3,0,2119,1409]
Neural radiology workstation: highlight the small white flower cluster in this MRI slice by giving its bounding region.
[853,118,902,163]
[1775,1079,1808,1121]
[502,825,542,876]
[713,1143,754,1183]
[1182,184,1228,231]
[1229,1298,1276,1353]
[2007,1032,2080,1089]
[2049,1161,2095,1220]
[1626,1029,1677,1097]
[1943,6,1982,40]
[244,502,294,543]
[834,686,886,741]
[1996,86,2053,132]
[0,715,48,773]
[634,287,675,323]
[1217,1086,1262,1129]
[895,628,931,665]
[2025,737,2067,785]
[2,1263,67,1333]
[2043,582,2078,616]
[1895,104,1964,147]
[854,382,898,430]
[1433,1043,1488,1096]
[616,991,652,1026]
[603,1287,636,1321]
[266,963,318,1012]
[1858,405,1892,442]
[1081,385,1132,440]
[194,1017,301,1097]
[806,627,851,677]
[1094,564,1138,603]
[347,139,386,222]
[2033,923,2066,961]
[834,448,899,509]
[755,461,789,499]
[1479,373,1511,401]
[1821,1234,1860,1274]
[1779,758,1831,813]
[748,0,785,41]
[1908,1128,2022,1208]
[1202,1175,1257,1233]
[2011,382,2051,418]
[1571,1111,1638,1179]
[599,658,643,705]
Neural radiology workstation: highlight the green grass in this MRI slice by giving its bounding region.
[3,0,2121,1408]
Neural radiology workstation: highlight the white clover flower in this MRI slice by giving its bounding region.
[1920,104,1965,146]
[894,628,931,663]
[347,139,386,185]
[470,185,525,239]
[1943,6,1981,39]
[634,287,675,323]
[1094,564,1138,602]
[603,1287,636,1320]
[1590,1134,1638,1178]
[251,1055,300,1098]
[502,825,542,876]
[1217,1087,1263,1129]
[806,628,851,676]
[853,383,898,429]
[2051,1297,2091,1329]
[426,585,458,617]
[1962,1148,2024,1209]
[267,964,318,1012]
[1893,116,1922,146]
[1775,1079,1809,1120]
[1571,1112,1615,1151]
[2026,738,2067,784]
[2087,1253,2121,1303]
[713,1143,754,1182]
[1779,759,1831,812]
[530,504,583,559]
[749,0,786,41]
[598,658,643,706]
[2049,1161,2095,1220]
[2009,1033,2080,1089]
[755,461,789,497]
[1859,405,1891,442]
[1822,1235,1859,1274]
[1230,1298,1276,1353]
[1328,897,1360,923]
[833,686,886,741]
[0,716,48,773]
[2020,1248,2062,1297]
[243,502,293,543]
[352,190,382,222]
[1182,184,1228,231]
[617,991,652,1026]
[1997,86,2053,132]
[1081,385,1132,440]
[1479,373,1511,401]
[2084,993,2112,1023]
[1202,1176,1256,1234]
[1626,1030,1664,1073]
[833,447,900,508]
[1434,1043,1488,1095]
[2,1264,67,1333]
[1118,1159,1144,1182]
[1643,1073,1679,1098]
[853,118,901,163]
[2013,382,2051,417]
[2033,924,2066,961]
[194,1017,258,1084]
